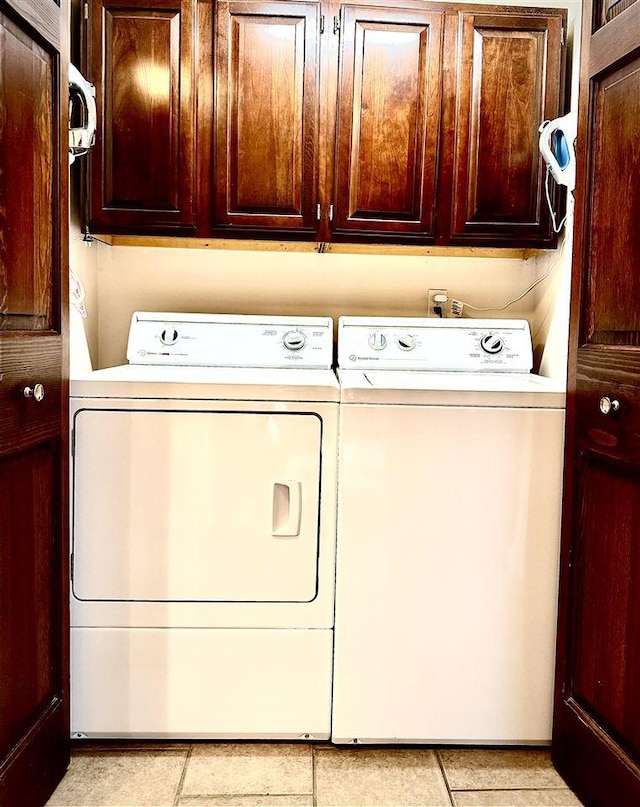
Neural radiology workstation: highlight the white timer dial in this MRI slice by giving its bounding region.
[160,328,179,346]
[480,334,505,354]
[397,334,416,351]
[283,330,306,351]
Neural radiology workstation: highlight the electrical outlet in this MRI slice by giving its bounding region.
[427,288,448,318]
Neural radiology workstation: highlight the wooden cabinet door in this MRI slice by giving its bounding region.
[332,3,443,239]
[87,0,196,233]
[214,0,320,233]
[448,9,565,246]
[552,2,640,805]
[0,0,69,804]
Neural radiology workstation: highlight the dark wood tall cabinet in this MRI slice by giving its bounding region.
[553,1,640,805]
[0,0,70,804]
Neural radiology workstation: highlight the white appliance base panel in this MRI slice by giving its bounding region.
[72,627,333,739]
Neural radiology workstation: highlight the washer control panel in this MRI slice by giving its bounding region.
[338,317,533,372]
[126,313,333,368]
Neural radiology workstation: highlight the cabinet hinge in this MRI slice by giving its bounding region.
[561,26,565,46]
[71,427,76,458]
[320,14,325,34]
[316,203,321,222]
[83,2,89,19]
[333,15,340,35]
[328,204,334,222]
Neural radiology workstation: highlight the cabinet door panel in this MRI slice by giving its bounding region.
[0,11,55,331]
[451,11,564,245]
[333,5,443,237]
[214,0,319,231]
[571,454,640,756]
[0,444,61,756]
[88,0,195,232]
[584,56,640,345]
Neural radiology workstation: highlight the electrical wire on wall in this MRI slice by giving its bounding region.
[451,235,569,316]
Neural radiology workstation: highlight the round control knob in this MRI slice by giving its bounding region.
[23,383,45,402]
[160,328,179,346]
[599,396,620,415]
[368,331,387,351]
[480,334,505,355]
[283,330,306,351]
[397,334,416,352]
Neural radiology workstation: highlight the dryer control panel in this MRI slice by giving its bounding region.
[126,312,334,369]
[338,317,533,372]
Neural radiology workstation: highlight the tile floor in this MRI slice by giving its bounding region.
[45,743,585,807]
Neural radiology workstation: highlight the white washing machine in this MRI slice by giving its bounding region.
[70,312,338,739]
[332,317,566,745]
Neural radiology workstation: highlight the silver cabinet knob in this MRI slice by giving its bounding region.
[23,383,45,402]
[599,396,619,415]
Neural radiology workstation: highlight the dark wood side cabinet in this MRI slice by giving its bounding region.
[84,0,567,247]
[552,1,640,805]
[87,0,197,232]
[446,8,565,245]
[0,0,70,805]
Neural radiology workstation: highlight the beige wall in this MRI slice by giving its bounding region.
[93,244,542,368]
[69,179,100,370]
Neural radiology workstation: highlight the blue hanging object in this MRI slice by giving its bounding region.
[538,112,577,191]
[552,129,571,170]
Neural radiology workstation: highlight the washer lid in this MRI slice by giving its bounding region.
[338,317,533,372]
[338,369,566,408]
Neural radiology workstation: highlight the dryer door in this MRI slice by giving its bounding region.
[72,410,322,602]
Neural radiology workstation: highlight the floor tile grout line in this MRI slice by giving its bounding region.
[450,786,577,793]
[173,743,194,806]
[176,792,314,798]
[312,742,318,807]
[435,749,456,807]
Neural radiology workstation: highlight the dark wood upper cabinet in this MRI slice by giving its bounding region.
[84,0,567,248]
[87,0,197,232]
[331,3,443,239]
[447,9,565,246]
[213,0,320,232]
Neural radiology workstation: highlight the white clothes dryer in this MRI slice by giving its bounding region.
[332,317,566,745]
[70,313,338,740]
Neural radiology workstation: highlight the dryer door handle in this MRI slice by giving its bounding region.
[272,481,302,537]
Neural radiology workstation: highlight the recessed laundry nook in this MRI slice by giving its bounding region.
[5,0,640,804]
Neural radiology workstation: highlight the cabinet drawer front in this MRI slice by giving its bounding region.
[451,11,564,244]
[88,0,196,231]
[214,0,320,231]
[333,5,443,237]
